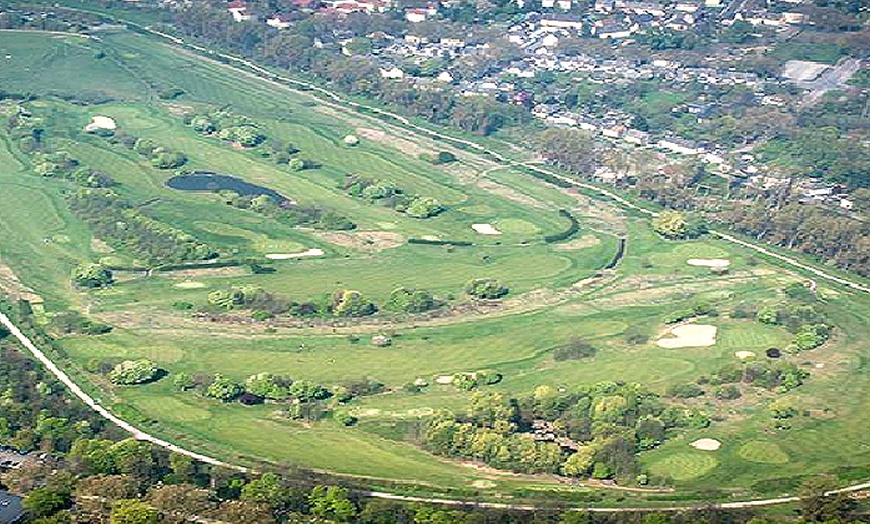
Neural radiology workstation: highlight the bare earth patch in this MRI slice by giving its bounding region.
[265,248,325,260]
[356,127,433,158]
[687,259,731,268]
[690,438,722,451]
[174,281,206,289]
[555,234,601,251]
[735,351,755,360]
[472,223,502,235]
[476,178,544,208]
[312,231,404,253]
[657,324,718,348]
[90,238,114,253]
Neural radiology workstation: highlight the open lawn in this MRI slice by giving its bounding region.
[1,29,870,503]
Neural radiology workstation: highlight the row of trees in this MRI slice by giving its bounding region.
[67,189,218,265]
[187,110,266,148]
[198,280,506,321]
[225,192,356,231]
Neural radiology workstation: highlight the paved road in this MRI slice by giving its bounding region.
[3,20,870,512]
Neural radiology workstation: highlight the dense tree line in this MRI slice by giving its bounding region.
[422,383,711,484]
[67,189,218,265]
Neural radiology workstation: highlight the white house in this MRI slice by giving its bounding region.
[437,71,455,82]
[541,15,583,30]
[266,13,292,28]
[379,66,405,79]
[227,1,252,21]
[546,114,578,126]
[557,0,572,9]
[405,8,428,22]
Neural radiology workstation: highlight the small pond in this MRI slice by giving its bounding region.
[166,172,287,202]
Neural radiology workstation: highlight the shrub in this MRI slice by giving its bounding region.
[666,383,705,398]
[623,324,649,345]
[331,289,377,317]
[790,324,831,352]
[385,287,437,313]
[715,385,741,400]
[554,338,596,361]
[109,359,159,385]
[173,372,194,391]
[244,373,291,400]
[465,278,509,299]
[405,196,443,218]
[205,374,244,402]
[50,311,111,335]
[72,262,113,289]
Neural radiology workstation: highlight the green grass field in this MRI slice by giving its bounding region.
[1,29,870,503]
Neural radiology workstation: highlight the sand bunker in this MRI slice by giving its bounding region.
[690,438,722,451]
[434,374,455,385]
[472,223,502,235]
[84,115,116,132]
[265,248,324,260]
[174,281,205,289]
[735,351,755,360]
[687,259,731,268]
[657,324,718,348]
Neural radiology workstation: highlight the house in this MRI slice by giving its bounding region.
[594,0,615,12]
[596,23,634,38]
[624,128,650,145]
[541,14,583,29]
[266,13,293,28]
[379,66,405,79]
[226,1,252,22]
[436,71,454,82]
[704,0,721,6]
[0,491,22,524]
[557,0,572,9]
[674,1,700,12]
[290,0,318,9]
[657,137,702,155]
[546,114,578,125]
[780,11,806,24]
[405,8,429,22]
[839,198,855,211]
[542,0,556,7]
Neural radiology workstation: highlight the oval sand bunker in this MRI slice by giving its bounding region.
[690,438,722,451]
[472,223,502,235]
[657,324,718,348]
[265,248,325,260]
[687,259,730,268]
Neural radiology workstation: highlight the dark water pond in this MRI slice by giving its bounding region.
[166,172,286,201]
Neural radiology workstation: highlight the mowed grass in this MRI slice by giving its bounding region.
[2,30,870,499]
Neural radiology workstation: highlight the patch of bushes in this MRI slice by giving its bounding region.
[420,151,457,164]
[30,151,115,188]
[663,302,717,324]
[451,369,502,391]
[187,109,266,148]
[71,262,114,289]
[131,138,187,169]
[666,383,705,398]
[788,324,831,353]
[50,311,112,335]
[708,361,809,393]
[226,192,355,231]
[108,359,159,385]
[553,338,596,361]
[343,175,443,219]
[407,238,472,246]
[465,278,509,299]
[385,287,438,314]
[68,190,217,265]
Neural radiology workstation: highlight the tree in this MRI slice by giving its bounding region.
[205,374,243,402]
[561,446,595,477]
[109,360,159,385]
[465,278,509,299]
[799,476,852,522]
[24,488,71,518]
[405,196,443,218]
[331,289,377,317]
[385,287,437,313]
[71,262,113,288]
[241,473,293,510]
[110,499,158,524]
[651,211,687,239]
[308,485,357,522]
[244,373,291,400]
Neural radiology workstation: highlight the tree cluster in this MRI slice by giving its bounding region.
[67,189,217,265]
[343,175,443,219]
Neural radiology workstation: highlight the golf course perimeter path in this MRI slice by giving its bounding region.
[4,307,870,511]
